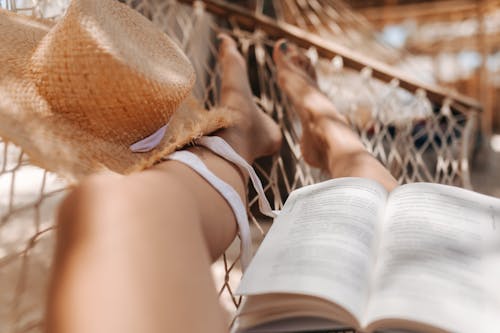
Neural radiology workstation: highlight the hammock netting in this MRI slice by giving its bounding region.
[0,0,480,332]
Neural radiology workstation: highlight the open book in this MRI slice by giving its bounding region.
[233,178,500,333]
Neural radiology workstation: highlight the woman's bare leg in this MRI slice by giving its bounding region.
[273,40,397,191]
[46,35,281,333]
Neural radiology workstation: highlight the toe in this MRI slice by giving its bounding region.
[274,40,317,84]
[273,40,300,67]
[217,33,247,73]
[217,33,239,59]
[290,54,317,83]
[273,39,289,69]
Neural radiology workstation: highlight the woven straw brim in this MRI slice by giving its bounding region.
[0,10,234,182]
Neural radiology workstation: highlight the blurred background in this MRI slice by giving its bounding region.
[355,0,500,196]
[349,0,499,136]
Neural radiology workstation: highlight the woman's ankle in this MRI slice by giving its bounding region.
[215,129,255,165]
[321,120,366,155]
[188,145,248,186]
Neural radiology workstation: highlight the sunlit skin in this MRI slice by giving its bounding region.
[46,36,396,333]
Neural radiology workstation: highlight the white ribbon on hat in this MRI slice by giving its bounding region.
[129,123,169,153]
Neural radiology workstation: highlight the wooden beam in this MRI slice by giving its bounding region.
[177,0,482,112]
[407,31,500,54]
[357,0,500,27]
[478,0,493,137]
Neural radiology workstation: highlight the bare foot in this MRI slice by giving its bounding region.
[273,39,354,170]
[216,34,282,164]
[273,40,398,190]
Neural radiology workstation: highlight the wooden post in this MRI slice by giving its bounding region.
[477,0,492,137]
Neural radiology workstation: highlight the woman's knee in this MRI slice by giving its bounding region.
[56,172,126,242]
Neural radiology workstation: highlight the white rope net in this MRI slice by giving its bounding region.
[0,0,479,332]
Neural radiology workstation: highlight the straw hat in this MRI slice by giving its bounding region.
[0,0,234,182]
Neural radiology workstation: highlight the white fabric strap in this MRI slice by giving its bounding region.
[166,150,253,271]
[130,123,169,153]
[197,136,277,218]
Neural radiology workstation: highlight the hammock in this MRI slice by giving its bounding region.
[0,0,481,332]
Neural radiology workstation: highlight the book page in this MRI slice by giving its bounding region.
[365,183,500,332]
[237,178,388,321]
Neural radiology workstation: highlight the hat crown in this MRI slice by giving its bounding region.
[30,0,195,145]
